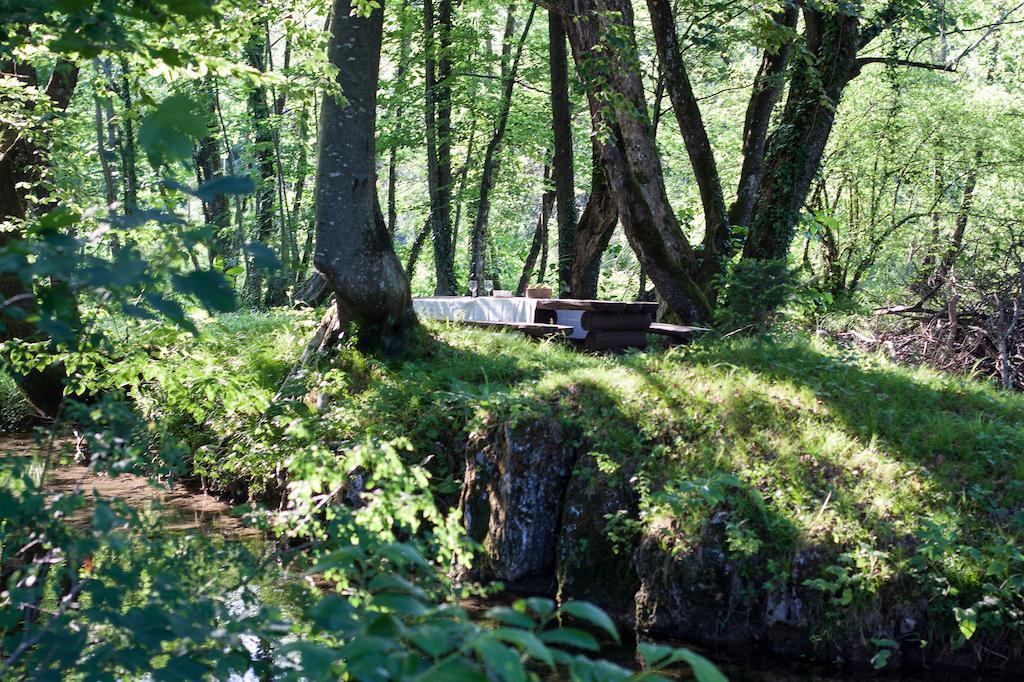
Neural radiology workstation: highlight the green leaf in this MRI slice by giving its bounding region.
[139,94,207,167]
[538,627,599,652]
[524,597,555,617]
[639,643,727,682]
[492,628,554,666]
[243,241,281,271]
[373,592,428,617]
[474,638,526,682]
[871,648,892,669]
[407,624,455,658]
[485,606,535,629]
[954,607,977,640]
[278,642,337,679]
[560,601,619,642]
[172,270,237,313]
[165,175,256,202]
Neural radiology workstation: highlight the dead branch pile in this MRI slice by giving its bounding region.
[841,284,1023,390]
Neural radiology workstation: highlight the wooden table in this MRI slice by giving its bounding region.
[534,299,658,351]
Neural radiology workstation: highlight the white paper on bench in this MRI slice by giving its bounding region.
[413,296,539,325]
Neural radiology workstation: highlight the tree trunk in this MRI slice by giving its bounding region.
[552,0,710,321]
[405,218,433,279]
[113,58,139,216]
[728,5,798,230]
[469,4,536,284]
[194,81,231,268]
[424,0,457,294]
[647,0,730,291]
[290,103,310,284]
[570,140,617,299]
[743,7,860,263]
[314,0,414,351]
[0,59,80,418]
[549,11,577,296]
[241,25,278,307]
[517,165,555,296]
[931,149,983,289]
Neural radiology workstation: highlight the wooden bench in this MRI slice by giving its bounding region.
[647,323,709,345]
[459,320,573,338]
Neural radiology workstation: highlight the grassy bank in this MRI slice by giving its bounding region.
[105,312,1024,660]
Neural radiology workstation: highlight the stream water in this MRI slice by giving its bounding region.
[2,433,1001,681]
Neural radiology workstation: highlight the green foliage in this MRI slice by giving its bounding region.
[718,259,794,331]
[0,373,32,434]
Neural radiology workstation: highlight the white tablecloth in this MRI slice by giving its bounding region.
[413,296,539,324]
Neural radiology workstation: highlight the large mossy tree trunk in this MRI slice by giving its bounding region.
[314,0,414,352]
[0,59,79,419]
[552,0,710,322]
[549,11,577,297]
[742,7,860,263]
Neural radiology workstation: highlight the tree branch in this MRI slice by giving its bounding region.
[855,57,955,72]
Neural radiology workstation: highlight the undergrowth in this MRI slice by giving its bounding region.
[106,314,1024,659]
[0,372,33,434]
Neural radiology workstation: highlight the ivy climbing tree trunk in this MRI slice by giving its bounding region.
[549,11,577,296]
[728,5,798,230]
[743,6,860,263]
[314,0,414,352]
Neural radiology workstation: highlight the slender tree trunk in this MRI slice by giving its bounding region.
[113,58,139,216]
[194,81,231,268]
[570,140,617,299]
[424,0,457,294]
[315,0,414,351]
[931,149,983,288]
[552,0,710,321]
[549,11,577,296]
[647,0,730,292]
[517,164,555,295]
[405,218,433,279]
[387,6,412,235]
[92,65,118,216]
[242,25,278,307]
[469,4,536,283]
[728,5,798,230]
[451,125,477,253]
[290,103,310,284]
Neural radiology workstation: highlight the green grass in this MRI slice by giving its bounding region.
[116,315,1024,651]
